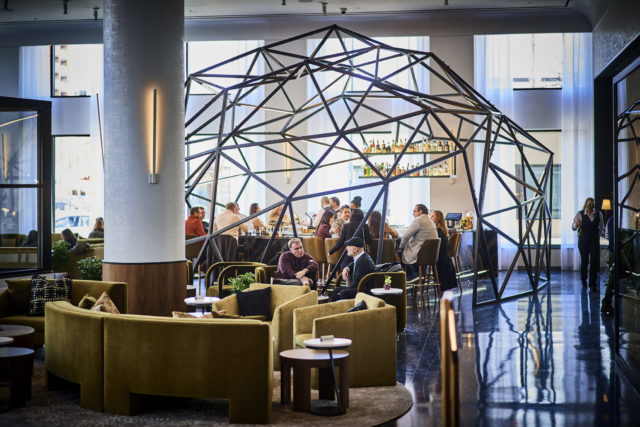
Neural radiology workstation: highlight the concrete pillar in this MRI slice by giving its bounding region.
[102,0,185,315]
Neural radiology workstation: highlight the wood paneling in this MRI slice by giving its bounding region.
[103,261,186,316]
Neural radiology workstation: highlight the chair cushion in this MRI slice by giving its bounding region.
[90,292,120,314]
[355,292,385,308]
[347,300,367,312]
[236,287,272,320]
[295,333,313,348]
[210,310,266,321]
[77,293,97,309]
[27,276,72,316]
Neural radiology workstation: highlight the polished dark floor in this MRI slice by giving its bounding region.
[392,271,640,426]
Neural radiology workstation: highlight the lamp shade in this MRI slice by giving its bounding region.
[601,199,611,210]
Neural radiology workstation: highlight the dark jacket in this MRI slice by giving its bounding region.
[436,228,457,292]
[329,219,373,254]
[346,251,377,293]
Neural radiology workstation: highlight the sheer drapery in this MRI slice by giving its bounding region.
[560,33,593,270]
[306,36,429,226]
[474,35,517,270]
[19,46,50,99]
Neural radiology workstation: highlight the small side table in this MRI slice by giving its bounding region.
[0,347,34,409]
[0,325,35,349]
[318,295,330,304]
[184,296,220,314]
[280,347,350,415]
[304,337,352,415]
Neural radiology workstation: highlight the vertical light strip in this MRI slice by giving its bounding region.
[1,132,6,181]
[149,88,158,184]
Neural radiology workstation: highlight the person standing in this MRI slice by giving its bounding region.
[330,196,341,213]
[572,197,604,290]
[330,205,351,237]
[329,208,373,269]
[312,196,333,228]
[398,204,438,282]
[249,203,267,232]
[315,210,333,239]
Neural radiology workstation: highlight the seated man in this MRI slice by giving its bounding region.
[186,206,206,238]
[332,236,376,301]
[213,202,249,238]
[274,238,319,287]
[398,203,437,282]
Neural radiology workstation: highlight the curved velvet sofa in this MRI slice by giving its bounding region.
[45,301,273,424]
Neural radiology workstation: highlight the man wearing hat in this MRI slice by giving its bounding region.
[332,236,376,301]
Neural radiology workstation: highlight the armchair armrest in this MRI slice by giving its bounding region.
[212,294,239,315]
[293,300,352,336]
[0,290,9,317]
[272,291,318,353]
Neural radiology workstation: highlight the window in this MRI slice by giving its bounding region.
[0,97,52,275]
[510,34,563,89]
[51,44,103,97]
[54,136,103,237]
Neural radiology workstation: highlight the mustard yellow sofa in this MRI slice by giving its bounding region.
[45,301,273,424]
[0,278,127,346]
[293,292,397,387]
[212,283,318,370]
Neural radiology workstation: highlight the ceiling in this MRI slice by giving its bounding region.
[0,0,607,25]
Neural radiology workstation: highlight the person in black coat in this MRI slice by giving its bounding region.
[332,237,377,301]
[329,208,373,269]
[572,197,604,290]
[431,210,458,292]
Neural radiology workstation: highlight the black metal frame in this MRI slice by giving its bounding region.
[183,25,553,306]
[0,96,52,276]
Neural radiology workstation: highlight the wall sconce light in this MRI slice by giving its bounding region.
[149,88,159,184]
[601,199,611,211]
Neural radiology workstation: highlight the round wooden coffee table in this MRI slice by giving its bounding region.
[0,347,34,409]
[0,325,35,349]
[280,348,350,415]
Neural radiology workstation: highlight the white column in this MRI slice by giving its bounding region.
[103,0,184,263]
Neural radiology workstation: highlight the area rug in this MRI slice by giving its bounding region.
[0,349,412,426]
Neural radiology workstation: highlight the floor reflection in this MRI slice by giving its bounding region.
[394,271,640,426]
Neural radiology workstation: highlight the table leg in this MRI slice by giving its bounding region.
[9,354,33,408]
[318,366,333,401]
[292,364,311,412]
[281,364,290,404]
[328,349,343,414]
[338,356,349,410]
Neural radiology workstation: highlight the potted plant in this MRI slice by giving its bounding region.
[51,240,71,274]
[78,256,103,280]
[228,272,255,294]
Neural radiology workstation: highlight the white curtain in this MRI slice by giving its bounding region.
[474,35,517,270]
[560,33,593,270]
[19,46,50,99]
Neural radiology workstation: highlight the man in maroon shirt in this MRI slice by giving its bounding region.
[185,206,206,237]
[274,238,319,287]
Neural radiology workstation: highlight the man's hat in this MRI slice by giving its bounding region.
[344,236,364,248]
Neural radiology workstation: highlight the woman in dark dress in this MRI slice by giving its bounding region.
[431,210,457,292]
[315,210,333,239]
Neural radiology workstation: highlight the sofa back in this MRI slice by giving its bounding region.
[4,279,127,315]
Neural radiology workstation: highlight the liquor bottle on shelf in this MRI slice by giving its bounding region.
[431,139,438,151]
[443,162,450,175]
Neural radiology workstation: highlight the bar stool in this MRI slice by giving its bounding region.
[415,238,441,306]
[303,237,328,282]
[448,232,463,291]
[369,239,397,264]
[324,238,344,287]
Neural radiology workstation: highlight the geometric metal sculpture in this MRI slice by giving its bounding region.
[184,25,552,306]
